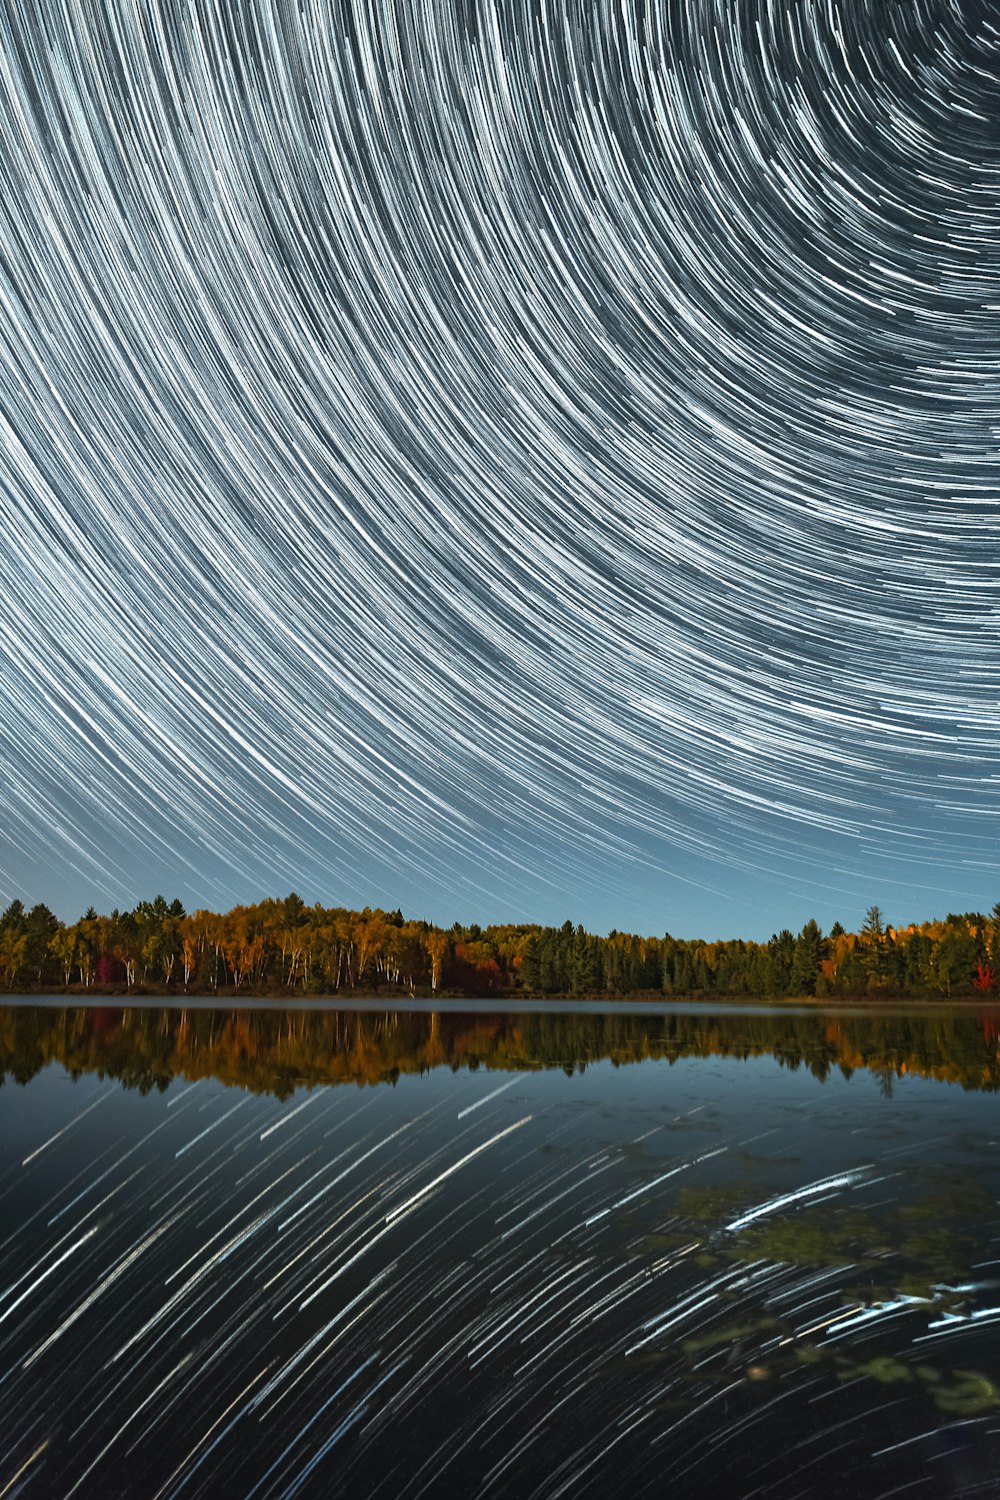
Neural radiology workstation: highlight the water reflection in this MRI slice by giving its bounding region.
[0,1007,998,1497]
[2,1001,1000,1095]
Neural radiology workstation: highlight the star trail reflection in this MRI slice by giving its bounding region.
[1,1007,999,1497]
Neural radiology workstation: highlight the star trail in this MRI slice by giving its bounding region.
[0,0,998,932]
[2,1040,999,1497]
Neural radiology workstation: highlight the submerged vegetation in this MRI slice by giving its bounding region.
[2,894,1000,1001]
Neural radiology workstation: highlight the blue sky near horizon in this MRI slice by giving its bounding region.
[1,0,998,943]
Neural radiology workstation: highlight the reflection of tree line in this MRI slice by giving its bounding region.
[2,895,1000,1000]
[2,1004,999,1096]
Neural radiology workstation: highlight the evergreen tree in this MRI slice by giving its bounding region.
[24,905,60,985]
[767,930,795,996]
[570,926,600,995]
[860,906,887,985]
[790,920,824,996]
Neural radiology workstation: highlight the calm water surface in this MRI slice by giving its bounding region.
[1,1002,999,1498]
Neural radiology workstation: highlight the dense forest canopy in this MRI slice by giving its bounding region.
[1,895,999,1001]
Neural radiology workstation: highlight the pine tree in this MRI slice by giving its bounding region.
[790,920,824,996]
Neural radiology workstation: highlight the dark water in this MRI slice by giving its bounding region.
[1,1003,999,1498]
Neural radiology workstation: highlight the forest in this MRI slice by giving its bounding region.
[1,894,999,1001]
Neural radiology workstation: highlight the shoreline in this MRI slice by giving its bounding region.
[3,988,997,1012]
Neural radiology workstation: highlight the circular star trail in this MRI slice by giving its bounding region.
[0,0,998,924]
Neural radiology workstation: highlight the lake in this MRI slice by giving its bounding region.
[1,1000,999,1498]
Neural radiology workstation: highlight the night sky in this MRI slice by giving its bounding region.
[1,0,998,940]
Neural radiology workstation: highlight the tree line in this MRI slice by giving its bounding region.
[1,893,999,1000]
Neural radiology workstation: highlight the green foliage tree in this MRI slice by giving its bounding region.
[24,905,60,984]
[928,930,979,997]
[860,906,887,986]
[789,920,825,996]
